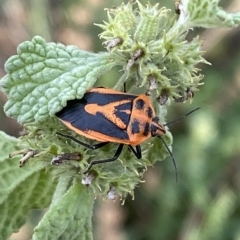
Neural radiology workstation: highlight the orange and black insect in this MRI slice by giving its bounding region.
[56,87,198,180]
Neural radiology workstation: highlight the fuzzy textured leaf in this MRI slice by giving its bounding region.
[0,131,56,239]
[0,36,115,123]
[32,181,94,240]
[0,130,19,162]
[178,0,240,29]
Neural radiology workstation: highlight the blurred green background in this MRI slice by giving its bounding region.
[0,0,240,240]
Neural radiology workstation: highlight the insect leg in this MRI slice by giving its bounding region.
[84,144,124,174]
[123,82,127,93]
[128,145,142,159]
[56,132,109,150]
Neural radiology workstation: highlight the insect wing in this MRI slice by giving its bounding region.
[56,89,137,143]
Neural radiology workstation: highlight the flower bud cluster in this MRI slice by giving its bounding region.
[97,1,208,103]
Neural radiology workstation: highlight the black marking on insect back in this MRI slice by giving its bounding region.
[146,107,153,118]
[143,122,150,136]
[85,92,136,106]
[115,102,132,112]
[114,102,132,128]
[56,99,129,141]
[131,120,140,134]
[135,99,145,110]
[92,111,129,140]
[56,99,87,121]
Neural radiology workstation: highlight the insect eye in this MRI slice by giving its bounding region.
[150,125,158,137]
[152,116,159,123]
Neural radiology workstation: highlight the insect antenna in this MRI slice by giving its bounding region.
[159,107,200,182]
[164,107,200,127]
[158,136,178,183]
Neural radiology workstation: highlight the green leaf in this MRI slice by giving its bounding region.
[32,180,94,240]
[0,130,19,162]
[176,0,240,29]
[0,36,116,124]
[0,169,56,239]
[0,131,56,239]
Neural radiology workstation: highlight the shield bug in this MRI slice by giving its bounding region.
[56,87,198,180]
